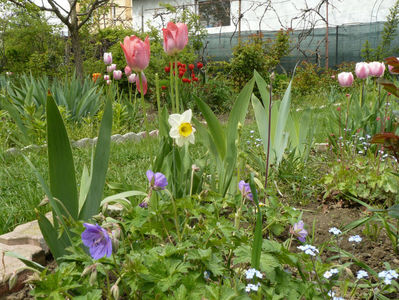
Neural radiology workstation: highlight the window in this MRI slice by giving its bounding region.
[199,0,231,28]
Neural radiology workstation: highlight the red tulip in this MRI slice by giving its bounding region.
[193,77,199,82]
[179,71,185,78]
[164,66,171,73]
[189,64,194,71]
[162,22,188,56]
[191,72,195,79]
[120,35,150,72]
[197,62,203,69]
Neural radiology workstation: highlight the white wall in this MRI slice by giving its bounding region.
[132,0,396,33]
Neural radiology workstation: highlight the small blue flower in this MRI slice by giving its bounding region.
[81,223,112,260]
[378,269,398,285]
[356,270,368,280]
[245,283,260,292]
[329,227,342,235]
[297,244,319,256]
[348,235,362,243]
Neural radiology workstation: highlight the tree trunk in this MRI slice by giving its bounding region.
[70,27,84,78]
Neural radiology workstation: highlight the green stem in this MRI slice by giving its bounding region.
[169,61,175,113]
[175,56,180,113]
[164,189,181,242]
[139,72,149,135]
[155,73,161,120]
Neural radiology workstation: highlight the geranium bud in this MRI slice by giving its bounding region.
[89,269,97,286]
[8,272,17,290]
[161,85,167,90]
[337,106,341,111]
[111,283,120,300]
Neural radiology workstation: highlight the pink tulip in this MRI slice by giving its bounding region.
[103,52,112,65]
[355,62,369,79]
[104,75,110,81]
[162,22,188,56]
[128,73,136,83]
[107,64,116,73]
[136,72,147,95]
[106,80,111,85]
[113,70,122,80]
[368,62,385,77]
[120,35,150,72]
[337,72,354,87]
[125,66,132,76]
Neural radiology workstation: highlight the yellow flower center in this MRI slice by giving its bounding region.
[178,122,192,137]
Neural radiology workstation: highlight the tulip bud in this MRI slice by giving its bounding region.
[355,62,369,79]
[103,52,112,65]
[128,74,136,83]
[104,75,110,81]
[106,80,111,85]
[337,72,354,87]
[113,70,122,80]
[368,62,385,77]
[125,66,132,76]
[161,85,167,90]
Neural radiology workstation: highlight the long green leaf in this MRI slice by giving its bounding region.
[251,94,269,158]
[250,173,262,269]
[5,251,45,272]
[79,97,112,220]
[0,97,29,144]
[47,95,78,219]
[78,165,91,213]
[193,95,226,160]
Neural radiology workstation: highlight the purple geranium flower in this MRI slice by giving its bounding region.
[290,220,308,242]
[146,170,168,190]
[81,223,112,260]
[238,180,253,201]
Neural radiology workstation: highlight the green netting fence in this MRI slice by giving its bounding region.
[204,21,399,70]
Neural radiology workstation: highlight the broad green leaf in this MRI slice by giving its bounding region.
[252,94,269,159]
[78,165,91,213]
[193,95,226,160]
[80,97,112,220]
[47,95,78,219]
[0,96,29,144]
[101,190,147,206]
[5,251,45,271]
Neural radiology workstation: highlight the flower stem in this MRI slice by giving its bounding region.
[169,61,175,113]
[164,189,181,242]
[175,56,180,113]
[155,73,161,120]
[264,76,273,202]
[139,72,149,135]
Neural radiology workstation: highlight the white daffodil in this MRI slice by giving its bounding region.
[168,109,196,147]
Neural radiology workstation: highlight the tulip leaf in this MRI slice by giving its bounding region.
[47,95,78,219]
[79,97,112,220]
[193,95,226,160]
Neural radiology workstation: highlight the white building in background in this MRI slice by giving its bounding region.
[128,0,395,34]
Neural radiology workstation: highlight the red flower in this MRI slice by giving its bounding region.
[179,71,184,78]
[189,64,194,71]
[165,66,171,73]
[177,62,182,67]
[161,85,167,90]
[197,62,203,69]
[193,77,199,82]
[191,72,195,79]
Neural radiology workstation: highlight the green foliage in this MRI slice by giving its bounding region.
[229,31,290,91]
[322,153,399,205]
[361,0,399,60]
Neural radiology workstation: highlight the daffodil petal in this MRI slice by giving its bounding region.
[181,109,192,123]
[168,114,181,127]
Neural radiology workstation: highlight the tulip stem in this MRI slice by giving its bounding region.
[139,72,149,135]
[169,61,175,113]
[155,73,161,120]
[175,56,180,113]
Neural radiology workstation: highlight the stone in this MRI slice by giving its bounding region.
[0,243,45,296]
[4,148,20,155]
[149,130,159,137]
[123,132,141,141]
[111,134,124,143]
[137,131,147,138]
[315,143,329,152]
[73,138,92,148]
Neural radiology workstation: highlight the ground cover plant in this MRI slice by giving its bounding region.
[1,10,399,300]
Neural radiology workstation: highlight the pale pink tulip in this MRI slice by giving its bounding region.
[104,75,110,81]
[125,66,132,76]
[162,22,188,56]
[368,62,385,77]
[355,62,369,79]
[113,70,122,80]
[337,72,354,87]
[120,35,150,72]
[136,72,147,95]
[107,64,116,73]
[128,73,136,83]
[106,80,111,85]
[103,52,112,65]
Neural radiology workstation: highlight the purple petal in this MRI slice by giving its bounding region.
[146,170,154,185]
[154,172,168,189]
[238,180,245,193]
